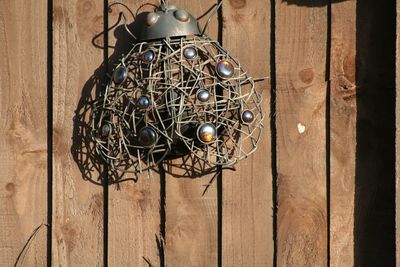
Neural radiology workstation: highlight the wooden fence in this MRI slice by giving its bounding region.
[0,0,397,266]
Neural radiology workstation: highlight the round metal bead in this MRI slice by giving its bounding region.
[197,123,217,143]
[113,66,128,84]
[196,90,210,102]
[138,127,158,147]
[136,95,151,109]
[141,50,155,63]
[100,124,112,137]
[183,47,197,60]
[216,60,235,79]
[241,110,255,123]
[146,12,159,26]
[174,9,190,22]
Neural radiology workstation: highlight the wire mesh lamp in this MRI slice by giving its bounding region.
[91,1,264,177]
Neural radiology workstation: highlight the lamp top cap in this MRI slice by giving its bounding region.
[139,3,201,41]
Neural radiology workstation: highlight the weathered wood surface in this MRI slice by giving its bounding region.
[275,2,328,266]
[2,0,397,265]
[330,1,356,266]
[0,1,48,266]
[163,1,219,266]
[52,0,104,265]
[221,0,273,266]
[108,177,161,267]
[107,1,162,266]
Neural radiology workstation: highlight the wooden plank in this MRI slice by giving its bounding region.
[221,0,273,266]
[108,0,162,266]
[275,2,328,266]
[163,1,219,266]
[330,1,356,266]
[108,177,161,266]
[0,1,48,266]
[52,0,105,265]
[107,3,161,266]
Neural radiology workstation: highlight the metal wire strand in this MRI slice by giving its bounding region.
[108,2,136,20]
[201,1,223,36]
[108,2,137,40]
[91,36,263,178]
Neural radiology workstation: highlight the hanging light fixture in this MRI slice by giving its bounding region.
[91,1,264,175]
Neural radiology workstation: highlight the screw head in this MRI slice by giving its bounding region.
[197,123,217,143]
[138,127,158,147]
[113,66,128,84]
[216,60,235,79]
[241,110,254,123]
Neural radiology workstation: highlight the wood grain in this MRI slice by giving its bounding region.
[221,0,273,266]
[108,177,161,267]
[330,1,356,266]
[107,1,163,266]
[52,0,104,265]
[0,1,48,266]
[163,1,219,266]
[275,2,328,266]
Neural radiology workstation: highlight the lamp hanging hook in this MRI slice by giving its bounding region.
[200,1,223,36]
[108,2,137,40]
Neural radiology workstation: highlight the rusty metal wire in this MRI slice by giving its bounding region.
[91,34,263,176]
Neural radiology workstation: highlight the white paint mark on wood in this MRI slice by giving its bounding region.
[297,123,306,134]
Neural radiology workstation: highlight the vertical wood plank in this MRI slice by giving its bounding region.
[163,1,219,266]
[330,1,356,266]
[0,1,48,265]
[53,0,104,265]
[108,176,161,266]
[275,2,328,266]
[107,2,161,266]
[221,0,273,266]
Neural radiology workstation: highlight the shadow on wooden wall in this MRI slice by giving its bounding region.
[71,12,147,186]
[355,0,396,265]
[282,0,347,7]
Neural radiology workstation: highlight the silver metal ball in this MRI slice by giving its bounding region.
[137,95,151,109]
[113,66,128,84]
[216,60,235,79]
[141,50,155,63]
[146,12,159,26]
[196,90,210,102]
[101,124,112,137]
[138,127,157,147]
[183,47,197,60]
[242,110,254,123]
[174,9,189,22]
[197,123,217,143]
